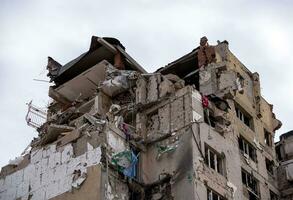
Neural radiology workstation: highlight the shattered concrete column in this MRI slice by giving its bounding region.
[136,76,147,105]
[147,74,161,103]
[89,92,112,116]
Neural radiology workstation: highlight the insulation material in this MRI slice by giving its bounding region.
[0,143,102,200]
[107,129,127,154]
[100,65,138,97]
[100,75,129,97]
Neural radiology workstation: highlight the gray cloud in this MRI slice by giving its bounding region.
[0,0,292,167]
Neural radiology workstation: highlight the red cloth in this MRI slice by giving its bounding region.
[202,95,209,108]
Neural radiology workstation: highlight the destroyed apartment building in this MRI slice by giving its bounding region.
[0,36,286,200]
[276,131,293,199]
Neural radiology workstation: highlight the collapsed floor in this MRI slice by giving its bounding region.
[0,36,285,200]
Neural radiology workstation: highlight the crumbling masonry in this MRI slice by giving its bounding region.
[0,36,289,199]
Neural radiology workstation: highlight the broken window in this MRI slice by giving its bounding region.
[158,50,200,89]
[238,136,257,162]
[235,104,253,130]
[241,169,259,199]
[264,129,273,147]
[207,187,226,200]
[265,158,274,176]
[270,190,278,200]
[205,144,225,175]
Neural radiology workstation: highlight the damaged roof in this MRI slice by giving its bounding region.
[52,36,146,85]
[158,47,199,78]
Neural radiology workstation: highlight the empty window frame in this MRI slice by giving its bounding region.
[207,187,226,200]
[235,105,253,130]
[265,158,274,175]
[205,144,225,175]
[238,136,257,162]
[264,129,273,147]
[270,190,278,200]
[241,169,259,198]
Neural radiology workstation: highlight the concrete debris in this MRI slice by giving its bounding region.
[8,156,24,166]
[72,169,87,188]
[100,65,139,97]
[164,73,185,90]
[46,56,62,80]
[41,124,75,145]
[55,129,81,147]
[0,35,285,200]
[48,86,71,105]
[159,76,175,98]
[100,75,129,97]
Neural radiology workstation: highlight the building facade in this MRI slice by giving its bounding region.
[276,131,293,200]
[0,36,284,200]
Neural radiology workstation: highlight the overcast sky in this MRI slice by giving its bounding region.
[0,0,292,168]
